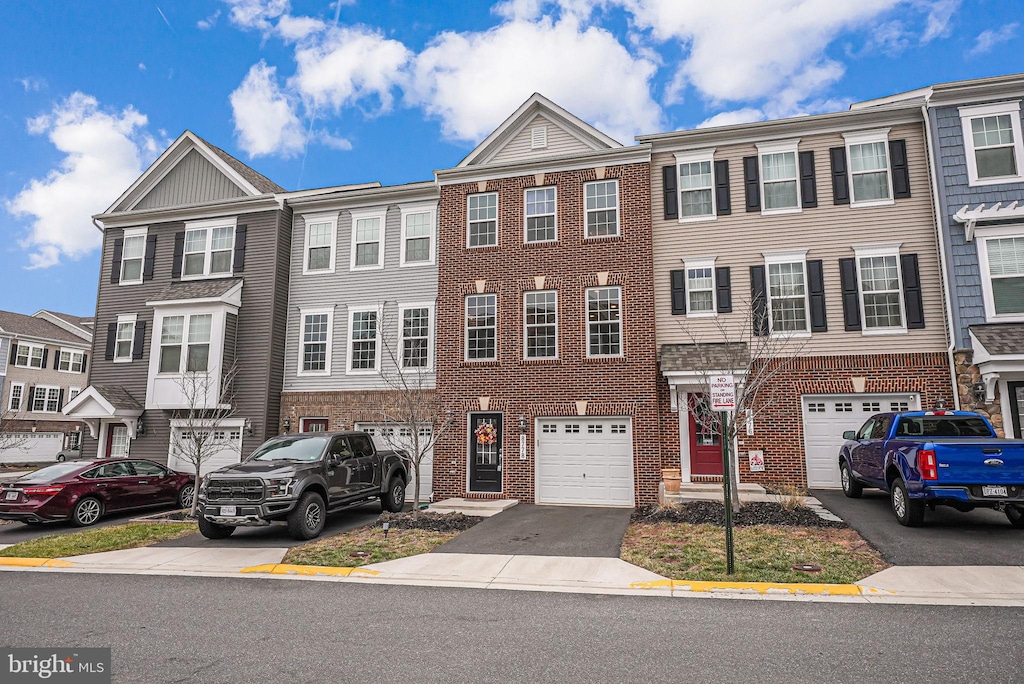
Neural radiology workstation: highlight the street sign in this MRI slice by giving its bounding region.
[709,375,736,410]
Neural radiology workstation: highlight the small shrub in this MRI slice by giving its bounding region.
[776,484,809,511]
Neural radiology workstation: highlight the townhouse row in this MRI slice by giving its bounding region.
[60,72,1024,506]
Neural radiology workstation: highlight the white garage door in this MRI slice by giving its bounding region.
[535,417,634,506]
[0,432,63,464]
[167,426,244,476]
[802,393,920,488]
[356,423,433,504]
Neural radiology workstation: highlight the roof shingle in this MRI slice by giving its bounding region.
[0,310,91,345]
[970,323,1024,356]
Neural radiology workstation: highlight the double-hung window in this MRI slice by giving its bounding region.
[854,244,905,332]
[159,314,212,373]
[467,193,498,247]
[675,150,716,220]
[758,140,800,212]
[8,383,24,412]
[299,309,332,374]
[587,286,622,356]
[960,101,1024,185]
[350,209,385,270]
[32,386,60,413]
[524,291,557,359]
[120,228,147,284]
[844,130,893,206]
[524,187,556,243]
[585,180,619,238]
[400,205,435,266]
[58,349,85,373]
[399,304,432,369]
[183,219,235,278]
[347,307,380,372]
[115,314,136,361]
[465,294,497,361]
[765,252,809,334]
[685,260,716,315]
[303,214,337,274]
[15,343,44,369]
[979,234,1024,318]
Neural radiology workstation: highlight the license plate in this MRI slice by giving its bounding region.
[982,485,1008,497]
[4,491,18,501]
[219,505,237,516]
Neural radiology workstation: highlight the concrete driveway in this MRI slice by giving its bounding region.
[432,504,632,557]
[814,489,1024,566]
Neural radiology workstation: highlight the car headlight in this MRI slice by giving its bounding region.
[265,478,296,499]
[198,476,210,496]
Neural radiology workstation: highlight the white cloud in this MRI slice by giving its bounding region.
[320,131,353,151]
[197,9,221,30]
[6,93,159,269]
[968,22,1019,57]
[697,108,764,129]
[918,0,960,43]
[17,77,46,92]
[224,0,290,36]
[276,14,326,41]
[229,60,306,158]
[138,62,147,72]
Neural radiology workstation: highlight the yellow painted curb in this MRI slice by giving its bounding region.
[0,557,75,568]
[630,579,893,596]
[240,563,379,578]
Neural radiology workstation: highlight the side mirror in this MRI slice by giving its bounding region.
[843,431,857,440]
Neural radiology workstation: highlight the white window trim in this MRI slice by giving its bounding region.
[301,212,338,276]
[155,312,215,376]
[853,243,907,335]
[756,139,802,216]
[32,385,61,414]
[523,186,558,244]
[585,285,624,358]
[180,216,237,280]
[584,179,620,239]
[959,100,1024,187]
[119,226,148,286]
[7,382,25,412]
[349,208,387,271]
[465,293,498,362]
[523,290,559,360]
[466,192,499,248]
[399,203,437,267]
[843,128,894,208]
[114,313,138,363]
[14,342,45,369]
[398,302,435,371]
[57,347,86,374]
[297,307,334,377]
[976,225,1024,322]
[68,387,81,402]
[763,249,812,338]
[674,149,717,224]
[346,305,383,375]
[684,258,717,318]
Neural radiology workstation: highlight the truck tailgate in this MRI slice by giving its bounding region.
[931,439,1024,485]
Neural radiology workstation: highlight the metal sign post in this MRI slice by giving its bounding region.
[710,375,737,575]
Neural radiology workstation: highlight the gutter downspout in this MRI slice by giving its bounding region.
[922,103,961,410]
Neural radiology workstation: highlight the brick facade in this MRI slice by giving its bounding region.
[433,161,663,504]
[279,389,435,434]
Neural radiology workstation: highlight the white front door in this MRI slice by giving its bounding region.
[109,425,130,459]
[535,417,634,506]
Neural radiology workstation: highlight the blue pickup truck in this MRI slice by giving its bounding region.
[838,410,1024,527]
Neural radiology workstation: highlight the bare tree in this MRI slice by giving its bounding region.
[0,408,28,455]
[168,366,240,516]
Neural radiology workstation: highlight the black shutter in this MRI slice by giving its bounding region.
[750,265,769,336]
[839,258,862,331]
[41,348,48,368]
[901,253,925,329]
[110,237,124,284]
[132,321,147,360]
[807,259,827,332]
[171,231,185,279]
[81,354,88,372]
[889,139,911,199]
[714,160,731,215]
[715,266,732,313]
[105,323,117,361]
[58,389,64,410]
[143,234,157,281]
[670,269,686,315]
[26,386,35,411]
[8,344,16,365]
[662,166,678,220]
[743,156,760,212]
[830,147,850,205]
[799,151,818,208]
[233,224,247,272]
[53,349,60,370]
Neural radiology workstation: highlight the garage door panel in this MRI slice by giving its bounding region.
[0,433,63,464]
[535,418,634,506]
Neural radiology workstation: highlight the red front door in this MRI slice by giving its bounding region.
[689,395,723,476]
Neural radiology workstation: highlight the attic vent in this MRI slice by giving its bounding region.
[531,125,548,150]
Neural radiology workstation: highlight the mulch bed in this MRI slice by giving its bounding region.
[378,511,483,533]
[632,501,846,528]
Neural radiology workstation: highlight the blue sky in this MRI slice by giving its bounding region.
[1,0,1020,317]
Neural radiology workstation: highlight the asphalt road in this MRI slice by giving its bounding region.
[0,573,1020,684]
[814,489,1024,566]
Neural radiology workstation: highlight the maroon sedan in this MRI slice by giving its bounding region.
[0,459,195,527]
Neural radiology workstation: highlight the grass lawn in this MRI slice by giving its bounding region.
[621,522,887,584]
[0,523,196,559]
[284,526,457,567]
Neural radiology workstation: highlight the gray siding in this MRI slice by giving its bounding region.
[488,113,594,165]
[930,103,1024,347]
[135,149,247,210]
[284,202,438,392]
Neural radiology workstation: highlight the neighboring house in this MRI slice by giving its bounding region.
[0,309,93,462]
[638,101,952,489]
[63,131,297,474]
[432,94,661,505]
[279,180,439,500]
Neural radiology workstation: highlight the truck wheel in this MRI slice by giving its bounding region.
[287,492,326,540]
[890,477,924,527]
[1006,506,1024,529]
[840,460,863,498]
[380,476,406,513]
[198,516,236,539]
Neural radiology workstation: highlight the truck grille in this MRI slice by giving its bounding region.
[207,479,264,502]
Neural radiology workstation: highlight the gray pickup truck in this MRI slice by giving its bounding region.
[196,432,408,540]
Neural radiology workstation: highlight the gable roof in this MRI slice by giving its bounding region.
[457,93,622,168]
[0,309,91,346]
[33,310,94,340]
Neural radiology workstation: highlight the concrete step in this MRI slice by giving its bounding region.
[426,498,519,518]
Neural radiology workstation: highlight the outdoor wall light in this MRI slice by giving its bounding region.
[972,382,987,404]
[518,416,528,433]
[244,418,254,437]
[136,418,145,437]
[283,417,291,433]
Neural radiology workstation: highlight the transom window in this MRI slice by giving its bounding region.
[678,160,714,218]
[304,215,336,273]
[524,187,556,242]
[759,145,799,210]
[844,131,892,206]
[159,314,212,374]
[351,211,385,269]
[466,294,497,361]
[984,236,1024,316]
[401,207,434,265]
[524,291,557,359]
[585,180,619,238]
[15,343,44,369]
[115,319,135,361]
[183,223,234,278]
[301,311,331,374]
[858,255,904,329]
[58,350,85,373]
[348,309,379,371]
[401,306,431,369]
[468,193,498,247]
[121,233,146,283]
[686,265,715,314]
[587,286,622,356]
[767,261,809,333]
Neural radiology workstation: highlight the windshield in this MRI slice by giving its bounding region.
[14,462,86,481]
[895,416,994,438]
[248,436,328,462]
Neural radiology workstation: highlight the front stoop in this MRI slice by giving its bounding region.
[426,498,519,518]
